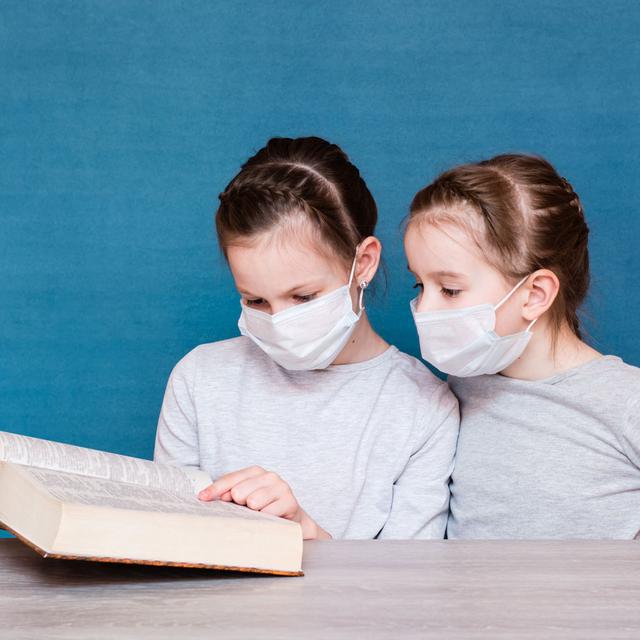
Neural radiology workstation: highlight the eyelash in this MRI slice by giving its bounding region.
[294,294,316,303]
[245,294,317,307]
[412,283,462,298]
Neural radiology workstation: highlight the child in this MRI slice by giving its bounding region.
[404,153,640,539]
[154,136,458,539]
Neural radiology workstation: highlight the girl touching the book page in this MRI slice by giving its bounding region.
[154,136,459,540]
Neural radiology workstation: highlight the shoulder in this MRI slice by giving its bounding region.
[569,356,640,417]
[447,373,481,394]
[385,348,459,419]
[599,359,640,457]
[186,336,259,363]
[606,358,640,420]
[171,336,266,378]
[594,356,640,389]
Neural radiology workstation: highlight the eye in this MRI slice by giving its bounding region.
[245,298,266,307]
[412,282,424,291]
[293,293,317,304]
[441,287,461,298]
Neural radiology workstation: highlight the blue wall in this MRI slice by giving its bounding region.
[2,0,639,461]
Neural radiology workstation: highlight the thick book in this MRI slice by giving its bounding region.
[0,431,303,575]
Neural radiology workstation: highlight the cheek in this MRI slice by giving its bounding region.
[416,286,449,312]
[494,304,527,336]
[494,314,518,336]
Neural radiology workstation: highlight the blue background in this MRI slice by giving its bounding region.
[1,0,639,463]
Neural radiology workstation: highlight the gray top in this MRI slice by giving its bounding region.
[154,337,459,539]
[448,355,640,539]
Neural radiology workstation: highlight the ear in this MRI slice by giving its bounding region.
[522,269,560,322]
[354,236,382,286]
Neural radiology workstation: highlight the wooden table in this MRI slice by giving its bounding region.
[1,538,639,639]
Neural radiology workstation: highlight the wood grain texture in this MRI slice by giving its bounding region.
[1,539,639,639]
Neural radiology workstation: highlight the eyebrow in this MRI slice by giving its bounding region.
[406,265,468,279]
[433,270,468,279]
[238,281,322,298]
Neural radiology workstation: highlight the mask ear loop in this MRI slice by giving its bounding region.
[495,275,538,333]
[347,253,358,287]
[494,275,530,311]
[348,247,367,313]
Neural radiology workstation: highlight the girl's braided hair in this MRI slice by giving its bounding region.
[216,137,377,264]
[408,154,590,339]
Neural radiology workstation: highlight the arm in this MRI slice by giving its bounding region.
[621,396,640,468]
[156,349,331,534]
[621,396,640,540]
[153,351,201,469]
[377,383,460,540]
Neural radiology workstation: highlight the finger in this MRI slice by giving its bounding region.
[229,472,280,505]
[220,491,233,501]
[260,496,299,519]
[197,484,215,502]
[244,486,281,511]
[198,466,265,500]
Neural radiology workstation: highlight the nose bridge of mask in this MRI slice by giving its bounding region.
[411,297,496,333]
[241,252,358,325]
[243,283,350,329]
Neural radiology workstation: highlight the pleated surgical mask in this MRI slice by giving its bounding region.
[411,276,536,377]
[238,255,366,371]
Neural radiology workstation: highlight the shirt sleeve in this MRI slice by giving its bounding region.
[621,396,640,469]
[377,382,460,540]
[153,350,201,468]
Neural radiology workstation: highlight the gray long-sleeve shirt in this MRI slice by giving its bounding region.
[154,336,459,539]
[448,355,640,539]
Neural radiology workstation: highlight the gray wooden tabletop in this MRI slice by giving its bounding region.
[1,538,639,639]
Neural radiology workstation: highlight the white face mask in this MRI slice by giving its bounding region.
[238,256,366,371]
[410,276,536,377]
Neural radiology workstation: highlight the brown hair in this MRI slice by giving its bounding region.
[215,136,377,265]
[407,154,590,339]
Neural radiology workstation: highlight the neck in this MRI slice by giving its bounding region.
[500,320,602,381]
[332,311,390,365]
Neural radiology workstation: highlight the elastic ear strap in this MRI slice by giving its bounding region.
[348,240,366,288]
[348,254,358,287]
[495,275,530,310]
[526,316,538,331]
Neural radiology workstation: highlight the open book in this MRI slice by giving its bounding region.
[0,431,303,575]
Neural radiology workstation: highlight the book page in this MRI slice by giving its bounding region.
[0,431,211,496]
[24,465,280,522]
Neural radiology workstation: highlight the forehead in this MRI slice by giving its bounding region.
[226,226,348,292]
[405,219,487,272]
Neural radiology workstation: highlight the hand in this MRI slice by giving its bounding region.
[198,465,331,540]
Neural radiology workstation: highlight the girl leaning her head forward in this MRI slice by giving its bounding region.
[155,136,459,540]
